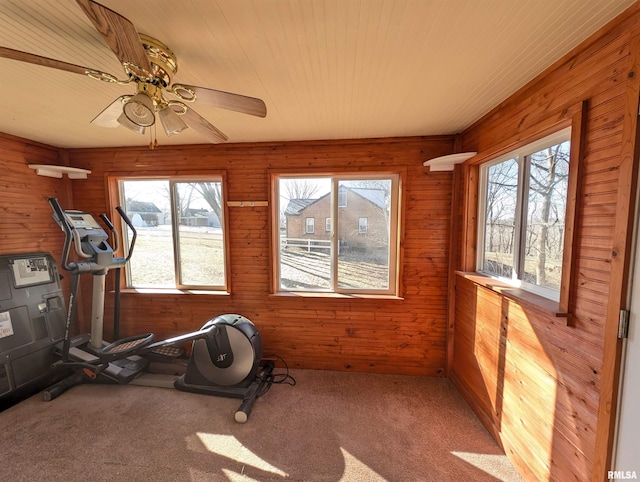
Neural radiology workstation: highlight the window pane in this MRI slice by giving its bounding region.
[305,217,315,234]
[121,180,175,288]
[174,182,226,287]
[523,141,570,291]
[482,159,519,279]
[338,189,347,207]
[358,217,368,234]
[337,180,390,290]
[279,177,331,290]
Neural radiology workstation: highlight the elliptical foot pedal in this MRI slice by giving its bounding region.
[149,345,185,360]
[99,333,154,361]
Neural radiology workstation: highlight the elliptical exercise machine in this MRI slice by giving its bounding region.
[45,198,273,422]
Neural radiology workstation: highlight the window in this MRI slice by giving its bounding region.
[358,217,368,234]
[477,128,571,300]
[305,217,315,234]
[338,189,347,207]
[274,173,401,294]
[118,178,227,290]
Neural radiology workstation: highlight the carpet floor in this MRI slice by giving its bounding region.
[0,369,522,481]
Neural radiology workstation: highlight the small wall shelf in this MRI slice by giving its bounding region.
[28,164,91,179]
[423,152,477,171]
[227,201,268,207]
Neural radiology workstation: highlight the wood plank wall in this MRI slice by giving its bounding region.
[7,7,639,478]
[0,133,73,281]
[450,4,640,481]
[64,136,454,376]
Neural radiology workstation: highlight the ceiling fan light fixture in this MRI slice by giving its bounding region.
[158,105,188,136]
[123,92,155,127]
[117,112,146,135]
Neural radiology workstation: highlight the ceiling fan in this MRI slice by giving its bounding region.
[0,0,267,146]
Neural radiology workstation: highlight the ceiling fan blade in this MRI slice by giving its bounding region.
[90,95,128,127]
[76,0,151,74]
[0,46,112,77]
[181,107,229,143]
[173,83,267,118]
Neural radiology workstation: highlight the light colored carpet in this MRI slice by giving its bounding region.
[0,369,522,481]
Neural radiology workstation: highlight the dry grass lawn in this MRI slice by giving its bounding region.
[129,227,388,290]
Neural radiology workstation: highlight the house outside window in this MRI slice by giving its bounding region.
[477,128,571,300]
[275,173,401,294]
[118,178,227,290]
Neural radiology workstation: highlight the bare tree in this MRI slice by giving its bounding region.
[174,183,197,220]
[484,159,518,276]
[345,179,391,212]
[192,182,223,226]
[282,179,321,202]
[278,179,323,227]
[526,143,569,285]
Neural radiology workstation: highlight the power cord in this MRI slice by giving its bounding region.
[257,354,296,398]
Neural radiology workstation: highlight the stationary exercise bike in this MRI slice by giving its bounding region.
[45,198,273,422]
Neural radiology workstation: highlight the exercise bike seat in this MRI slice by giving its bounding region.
[99,333,154,362]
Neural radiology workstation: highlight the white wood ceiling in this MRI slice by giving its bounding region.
[0,0,636,148]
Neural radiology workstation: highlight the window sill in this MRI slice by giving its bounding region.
[455,271,568,321]
[269,292,404,301]
[119,288,230,296]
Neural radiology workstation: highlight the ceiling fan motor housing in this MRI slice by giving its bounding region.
[135,34,178,87]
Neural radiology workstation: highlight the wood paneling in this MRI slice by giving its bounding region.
[4,5,640,480]
[0,132,455,378]
[451,6,640,481]
[65,136,455,376]
[0,133,73,273]
[0,134,77,333]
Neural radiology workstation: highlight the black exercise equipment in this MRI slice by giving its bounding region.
[0,253,67,408]
[45,197,271,422]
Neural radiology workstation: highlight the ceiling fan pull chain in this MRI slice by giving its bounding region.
[148,124,159,150]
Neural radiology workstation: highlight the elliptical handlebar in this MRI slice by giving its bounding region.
[115,206,137,262]
[99,213,119,253]
[48,197,74,272]
[48,198,138,269]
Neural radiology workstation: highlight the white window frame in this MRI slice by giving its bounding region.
[477,127,571,301]
[305,217,315,234]
[358,217,368,234]
[117,176,228,291]
[338,189,347,207]
[273,172,401,295]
